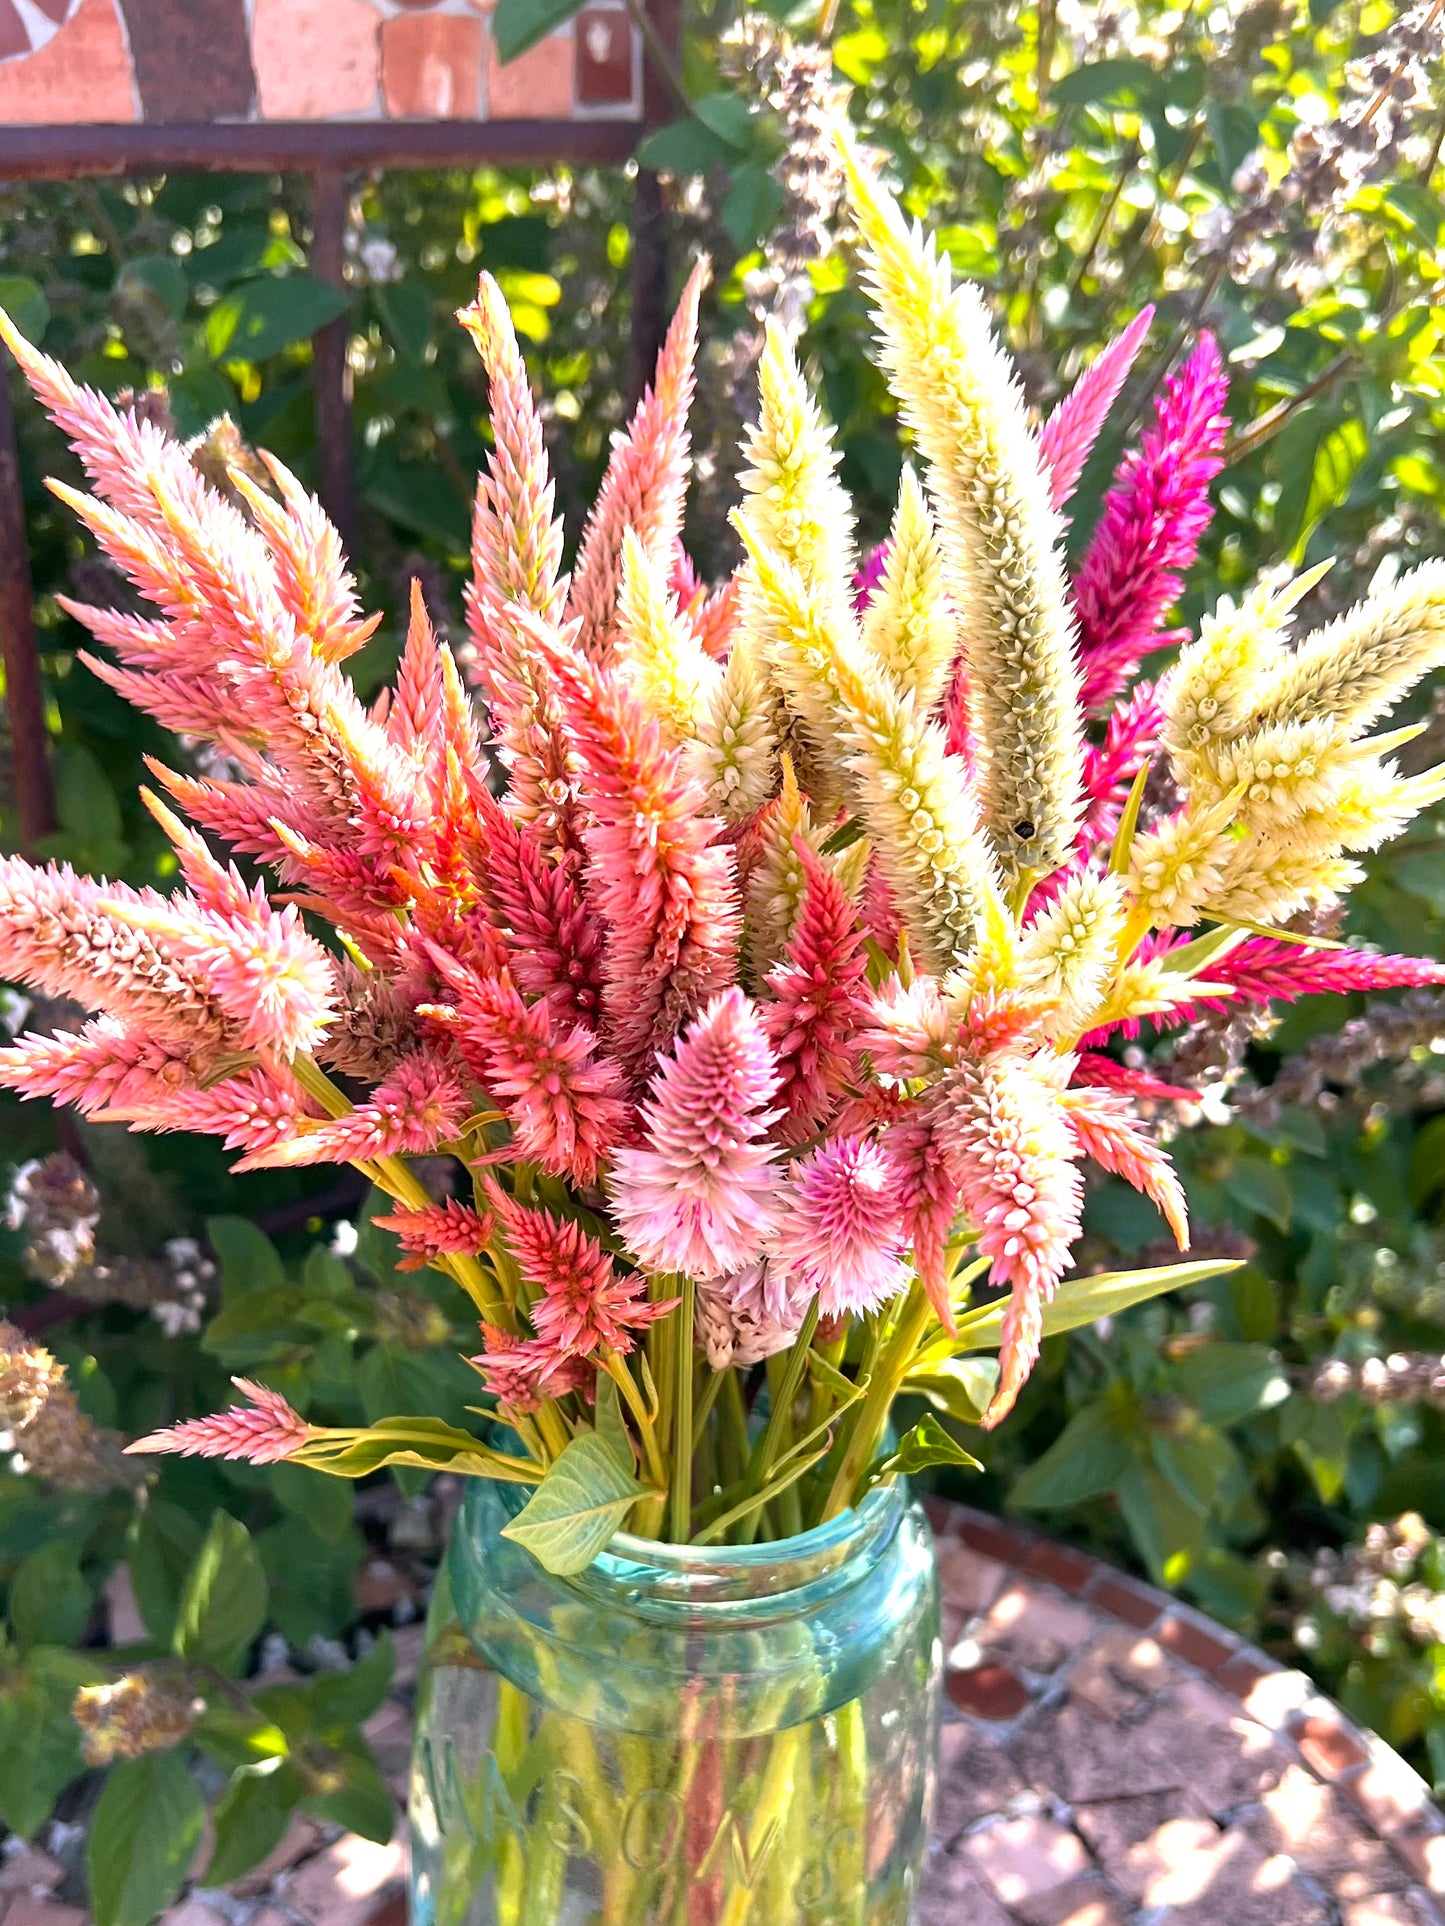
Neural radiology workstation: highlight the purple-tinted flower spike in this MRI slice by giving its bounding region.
[1072,335,1230,716]
[1038,307,1154,513]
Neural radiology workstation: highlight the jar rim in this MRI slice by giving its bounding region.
[603,1477,901,1574]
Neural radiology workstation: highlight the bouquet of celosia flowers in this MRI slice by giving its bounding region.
[1,134,1443,1571]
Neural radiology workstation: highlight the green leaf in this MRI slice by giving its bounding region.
[257,1517,363,1648]
[205,1761,302,1886]
[172,1510,268,1674]
[905,1355,1000,1424]
[492,0,584,63]
[1052,57,1161,107]
[1116,1461,1208,1586]
[1171,1343,1291,1426]
[10,1541,92,1650]
[721,164,787,252]
[1410,1117,1445,1210]
[53,743,123,846]
[269,1461,355,1544]
[593,1370,635,1474]
[872,1414,982,1481]
[637,117,738,175]
[201,1287,308,1366]
[303,1244,354,1300]
[301,1746,395,1842]
[0,275,49,342]
[295,1416,535,1483]
[1009,1402,1136,1509]
[129,1501,204,1648]
[500,1431,647,1575]
[954,1258,1241,1352]
[307,1631,395,1729]
[89,1752,206,1926]
[117,253,189,321]
[0,1670,86,1837]
[372,279,433,363]
[208,1215,287,1302]
[692,92,756,150]
[205,272,347,364]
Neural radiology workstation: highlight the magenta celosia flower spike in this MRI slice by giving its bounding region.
[1072,335,1230,715]
[129,1378,313,1464]
[769,1137,909,1319]
[610,988,783,1280]
[1037,306,1154,512]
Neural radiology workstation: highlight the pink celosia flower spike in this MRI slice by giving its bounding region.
[128,1378,313,1464]
[371,1198,495,1272]
[1205,937,1445,1008]
[487,1183,676,1363]
[610,988,783,1280]
[237,1044,468,1170]
[470,1324,592,1416]
[879,1093,961,1331]
[762,840,871,1142]
[1037,307,1154,513]
[470,784,607,1030]
[770,1137,909,1319]
[1072,334,1230,715]
[1064,1087,1189,1249]
[1071,1052,1201,1104]
[566,256,710,660]
[935,1052,1085,1427]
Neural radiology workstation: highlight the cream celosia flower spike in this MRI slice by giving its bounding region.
[614,527,722,746]
[686,625,777,821]
[860,465,957,713]
[839,131,1085,891]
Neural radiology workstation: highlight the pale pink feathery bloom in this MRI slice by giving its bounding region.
[1063,1087,1189,1249]
[471,1324,592,1415]
[1037,307,1154,512]
[488,1185,676,1363]
[113,1069,316,1162]
[471,784,606,1030]
[239,1045,469,1170]
[934,1050,1085,1426]
[695,1260,812,1369]
[530,623,739,1078]
[372,1198,496,1272]
[387,584,448,792]
[609,988,783,1281]
[128,1378,313,1464]
[862,974,958,1082]
[1071,1052,1201,1104]
[769,1136,909,1319]
[566,257,709,660]
[1072,335,1230,716]
[762,840,871,1141]
[430,964,630,1184]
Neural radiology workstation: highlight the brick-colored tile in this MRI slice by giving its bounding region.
[390,1623,426,1692]
[1069,1628,1172,1721]
[1156,1607,1239,1673]
[1014,1876,1129,1926]
[281,1831,405,1926]
[486,25,573,117]
[1012,1699,1184,1803]
[1247,1763,1409,1887]
[1295,1709,1372,1780]
[923,1493,958,1537]
[1085,1569,1163,1630]
[977,1582,1098,1673]
[1344,1897,1445,1926]
[1139,1828,1328,1924]
[230,1815,324,1897]
[1239,1667,1316,1733]
[1218,1648,1283,1701]
[1023,1540,1097,1594]
[2,1902,89,1926]
[916,1846,1012,1926]
[958,1510,1037,1565]
[1390,1825,1445,1895]
[0,1852,64,1896]
[1346,1749,1437,1838]
[947,1661,1031,1722]
[0,0,135,124]
[1075,1794,1217,1900]
[934,1722,1027,1840]
[252,0,381,117]
[964,1814,1091,1906]
[936,1536,1009,1623]
[158,1902,229,1926]
[383,12,483,117]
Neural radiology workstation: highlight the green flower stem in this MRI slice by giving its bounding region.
[670,1278,696,1543]
[690,1360,726,1451]
[734,1298,820,1545]
[717,1368,750,1494]
[822,1282,934,1521]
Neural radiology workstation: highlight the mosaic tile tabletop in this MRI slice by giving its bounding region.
[0,0,640,129]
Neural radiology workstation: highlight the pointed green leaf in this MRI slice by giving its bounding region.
[593,1370,635,1474]
[904,1355,1000,1424]
[952,1259,1242,1353]
[88,1753,206,1926]
[205,1761,302,1887]
[500,1431,647,1575]
[172,1510,268,1674]
[1010,1401,1136,1509]
[871,1414,983,1483]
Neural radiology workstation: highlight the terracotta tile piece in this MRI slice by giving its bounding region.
[964,1813,1091,1906]
[934,1722,1028,1839]
[1023,1539,1097,1594]
[915,1846,1013,1926]
[1074,1791,1217,1898]
[1344,1897,1445,1926]
[230,1815,324,1897]
[1068,1628,1173,1721]
[486,26,574,118]
[1156,1607,1239,1673]
[281,1831,406,1926]
[383,12,483,117]
[1085,1569,1163,1630]
[976,1581,1099,1673]
[1218,1647,1283,1701]
[1013,1875,1129,1926]
[947,1661,1032,1722]
[1247,1763,1411,1887]
[1238,1667,1316,1732]
[2,1903,89,1926]
[0,1852,65,1896]
[1294,1708,1372,1779]
[1136,1827,1328,1924]
[1346,1747,1437,1837]
[936,1536,1009,1623]
[957,1510,1037,1565]
[252,0,381,118]
[575,6,632,105]
[0,0,136,124]
[157,1902,229,1926]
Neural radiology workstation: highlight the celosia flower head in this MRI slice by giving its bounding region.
[610,988,783,1279]
[769,1136,909,1318]
[129,1377,313,1464]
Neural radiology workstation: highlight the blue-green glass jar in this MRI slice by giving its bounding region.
[408,1476,941,1926]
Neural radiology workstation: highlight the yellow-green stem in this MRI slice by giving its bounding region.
[603,1348,667,1491]
[669,1279,695,1543]
[822,1282,933,1520]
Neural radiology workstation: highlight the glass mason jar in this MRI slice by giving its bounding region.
[408,1475,941,1926]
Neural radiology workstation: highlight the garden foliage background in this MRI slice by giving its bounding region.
[1,0,1445,1913]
